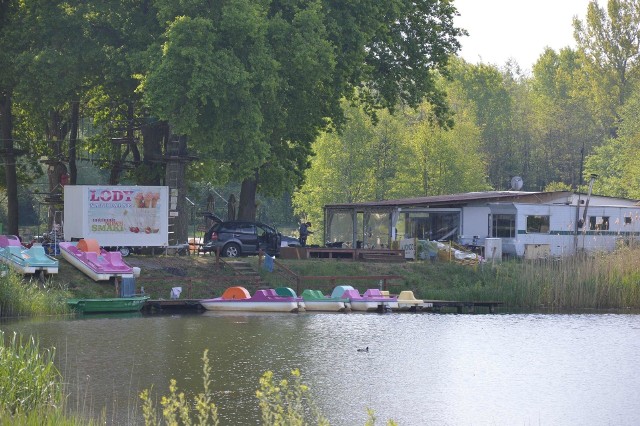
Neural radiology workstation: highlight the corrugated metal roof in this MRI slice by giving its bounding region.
[324,191,572,209]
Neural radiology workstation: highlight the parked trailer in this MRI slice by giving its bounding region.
[64,185,169,251]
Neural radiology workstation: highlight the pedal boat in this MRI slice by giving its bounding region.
[0,235,59,275]
[331,286,398,312]
[300,289,350,312]
[59,239,134,281]
[200,286,304,313]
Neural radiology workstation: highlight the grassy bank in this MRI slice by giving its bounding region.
[4,246,640,315]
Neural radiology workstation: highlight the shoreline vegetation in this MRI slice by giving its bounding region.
[2,246,640,318]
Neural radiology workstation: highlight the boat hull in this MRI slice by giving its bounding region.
[67,296,149,313]
[349,300,386,312]
[303,300,349,312]
[200,300,302,313]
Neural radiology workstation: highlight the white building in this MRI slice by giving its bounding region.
[323,191,640,258]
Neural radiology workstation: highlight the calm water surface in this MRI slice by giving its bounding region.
[2,312,640,425]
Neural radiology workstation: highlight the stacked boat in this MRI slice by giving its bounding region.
[0,235,59,275]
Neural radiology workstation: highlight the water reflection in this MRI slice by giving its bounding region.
[2,312,640,425]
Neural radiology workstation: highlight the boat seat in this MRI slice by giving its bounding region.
[397,291,423,303]
[0,235,22,247]
[330,285,355,299]
[104,251,124,266]
[275,287,297,297]
[84,251,100,264]
[341,289,362,299]
[262,289,279,297]
[221,286,250,300]
[363,289,383,298]
[302,289,324,300]
[77,239,101,254]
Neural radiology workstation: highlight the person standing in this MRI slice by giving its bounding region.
[299,221,313,247]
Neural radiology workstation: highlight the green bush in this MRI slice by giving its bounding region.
[0,331,63,414]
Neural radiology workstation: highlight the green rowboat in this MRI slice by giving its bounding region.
[67,296,149,313]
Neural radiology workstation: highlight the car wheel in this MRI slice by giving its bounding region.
[223,243,240,257]
[118,247,131,257]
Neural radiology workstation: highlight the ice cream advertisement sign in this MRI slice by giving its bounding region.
[88,187,162,234]
[64,186,169,247]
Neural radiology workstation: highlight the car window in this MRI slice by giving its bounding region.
[235,223,256,234]
[217,223,234,233]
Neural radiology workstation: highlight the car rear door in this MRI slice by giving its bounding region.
[235,222,258,253]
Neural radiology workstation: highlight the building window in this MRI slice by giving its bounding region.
[589,216,609,231]
[625,216,632,225]
[492,214,515,238]
[526,215,550,233]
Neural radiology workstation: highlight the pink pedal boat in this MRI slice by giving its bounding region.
[200,286,305,313]
[59,239,135,281]
[331,285,398,312]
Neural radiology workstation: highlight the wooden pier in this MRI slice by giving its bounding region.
[142,299,204,312]
[423,300,503,314]
[141,299,503,314]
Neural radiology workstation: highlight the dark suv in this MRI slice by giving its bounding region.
[202,220,282,257]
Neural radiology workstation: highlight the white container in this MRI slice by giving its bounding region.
[484,238,502,262]
[132,267,141,277]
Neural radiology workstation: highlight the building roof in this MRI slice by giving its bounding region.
[324,191,574,210]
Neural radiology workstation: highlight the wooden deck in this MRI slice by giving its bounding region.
[423,300,504,314]
[279,247,405,261]
[141,299,503,314]
[142,299,204,312]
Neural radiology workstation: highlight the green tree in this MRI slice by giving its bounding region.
[399,99,489,196]
[141,0,464,221]
[0,0,28,234]
[584,87,640,198]
[574,0,640,137]
[447,59,516,189]
[529,47,602,189]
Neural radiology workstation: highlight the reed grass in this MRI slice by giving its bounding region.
[0,331,103,425]
[269,247,640,311]
[0,271,70,318]
[0,330,62,414]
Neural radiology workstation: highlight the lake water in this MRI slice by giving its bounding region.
[2,311,640,425]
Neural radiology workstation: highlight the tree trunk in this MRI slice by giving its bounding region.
[69,100,79,185]
[45,110,69,230]
[139,120,168,185]
[166,135,189,245]
[238,171,259,220]
[0,92,19,236]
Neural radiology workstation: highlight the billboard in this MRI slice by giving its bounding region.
[64,186,169,247]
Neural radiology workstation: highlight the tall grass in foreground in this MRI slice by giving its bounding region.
[0,330,62,414]
[0,330,102,425]
[0,271,70,317]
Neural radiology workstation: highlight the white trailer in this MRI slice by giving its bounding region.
[64,185,169,249]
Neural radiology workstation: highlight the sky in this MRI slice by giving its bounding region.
[454,0,593,72]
